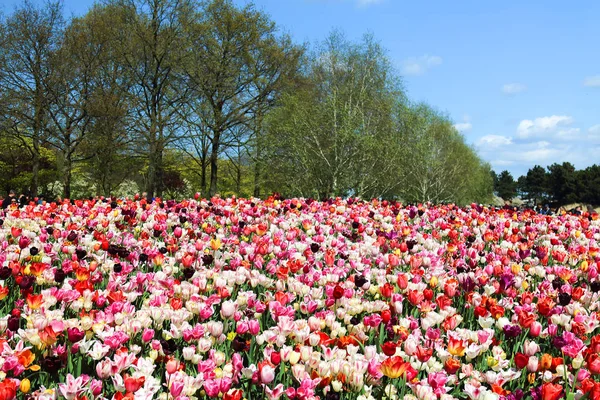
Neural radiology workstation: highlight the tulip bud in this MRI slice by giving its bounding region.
[20,378,30,393]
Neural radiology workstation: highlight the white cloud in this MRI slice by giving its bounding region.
[476,135,513,148]
[454,122,472,132]
[502,83,527,95]
[584,76,600,87]
[555,127,580,139]
[516,115,574,139]
[401,55,442,76]
[475,129,600,177]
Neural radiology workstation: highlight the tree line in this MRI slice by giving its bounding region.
[0,0,494,204]
[493,163,600,206]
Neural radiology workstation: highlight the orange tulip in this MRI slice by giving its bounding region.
[380,356,417,380]
[26,293,43,310]
[539,353,553,370]
[0,286,9,301]
[444,357,461,374]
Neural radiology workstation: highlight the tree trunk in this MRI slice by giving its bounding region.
[63,156,72,199]
[253,112,263,198]
[200,148,208,197]
[31,82,43,198]
[31,139,40,197]
[200,162,207,198]
[236,163,241,195]
[146,144,156,201]
[208,132,221,196]
[155,145,164,198]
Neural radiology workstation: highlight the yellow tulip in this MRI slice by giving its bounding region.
[20,378,31,393]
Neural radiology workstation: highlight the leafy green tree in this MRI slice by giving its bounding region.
[265,32,402,199]
[495,170,517,201]
[183,0,302,196]
[0,134,57,196]
[575,165,600,206]
[547,162,578,205]
[0,0,63,196]
[521,165,548,204]
[397,104,491,204]
[110,0,193,200]
[71,5,138,196]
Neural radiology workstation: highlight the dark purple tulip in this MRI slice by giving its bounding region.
[552,336,567,350]
[503,324,522,338]
[54,269,66,283]
[18,276,35,290]
[558,292,571,306]
[0,267,12,280]
[7,316,20,331]
[499,274,514,291]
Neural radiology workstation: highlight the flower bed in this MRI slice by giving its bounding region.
[1,197,599,400]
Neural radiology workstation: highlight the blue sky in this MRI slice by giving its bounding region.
[3,0,600,178]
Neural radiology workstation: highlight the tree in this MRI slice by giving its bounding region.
[547,162,577,205]
[577,165,600,206]
[43,13,102,198]
[521,165,548,205]
[112,0,192,200]
[72,4,137,195]
[265,32,402,199]
[397,104,491,203]
[183,0,303,196]
[495,170,517,201]
[0,0,63,196]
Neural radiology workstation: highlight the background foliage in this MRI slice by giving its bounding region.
[0,0,501,204]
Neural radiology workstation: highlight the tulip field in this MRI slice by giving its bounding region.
[1,196,600,400]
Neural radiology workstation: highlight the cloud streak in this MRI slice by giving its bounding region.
[502,83,527,95]
[357,0,384,5]
[401,55,442,76]
[584,76,600,87]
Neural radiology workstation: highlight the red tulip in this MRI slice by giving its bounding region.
[0,379,17,400]
[380,283,393,298]
[380,309,391,323]
[444,357,461,374]
[332,284,344,300]
[381,342,397,357]
[514,352,529,369]
[540,383,563,400]
[588,354,600,375]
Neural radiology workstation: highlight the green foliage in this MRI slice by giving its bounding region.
[395,103,492,204]
[0,134,57,195]
[520,165,548,204]
[495,170,517,201]
[547,162,578,205]
[1,1,497,202]
[265,32,404,199]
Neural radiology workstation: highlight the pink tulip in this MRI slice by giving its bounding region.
[142,328,154,343]
[90,379,103,396]
[529,321,542,337]
[174,226,182,238]
[170,381,184,397]
[166,358,181,374]
[18,236,31,249]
